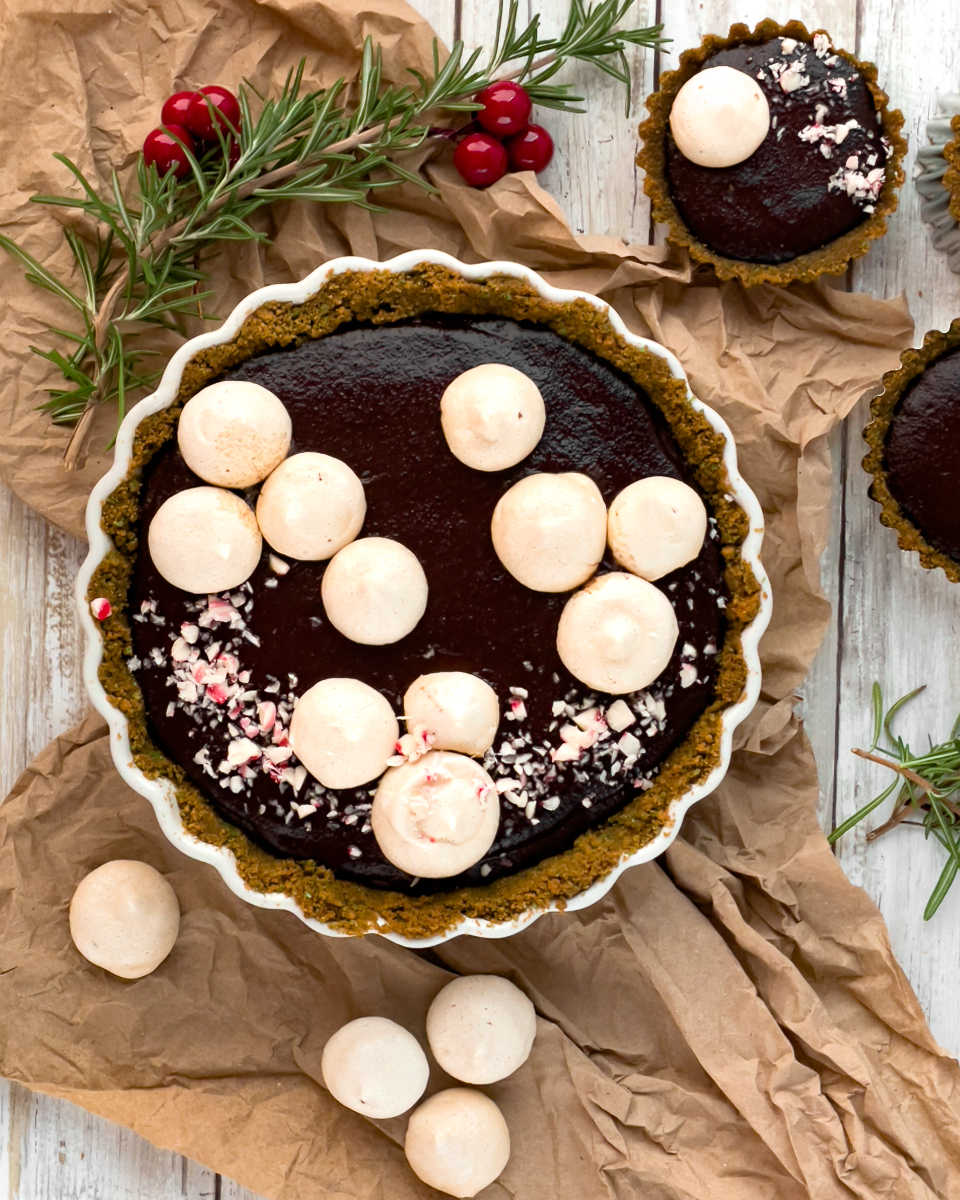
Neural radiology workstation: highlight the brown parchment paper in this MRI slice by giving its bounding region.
[2,1,960,1198]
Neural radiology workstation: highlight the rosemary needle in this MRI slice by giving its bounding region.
[0,0,668,466]
[830,682,960,919]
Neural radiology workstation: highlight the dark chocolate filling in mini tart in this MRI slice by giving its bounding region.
[127,314,728,893]
[665,37,890,264]
[885,346,960,564]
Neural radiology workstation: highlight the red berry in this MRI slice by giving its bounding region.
[143,125,195,179]
[185,85,241,142]
[476,81,532,137]
[453,131,509,188]
[160,90,197,128]
[505,124,555,174]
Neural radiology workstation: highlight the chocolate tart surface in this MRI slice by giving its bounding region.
[87,262,763,940]
[638,19,907,285]
[864,319,960,582]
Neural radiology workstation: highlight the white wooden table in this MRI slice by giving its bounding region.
[2,0,958,1194]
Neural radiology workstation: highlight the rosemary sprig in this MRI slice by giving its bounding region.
[0,0,666,467]
[830,683,960,919]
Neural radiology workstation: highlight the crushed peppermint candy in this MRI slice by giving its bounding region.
[828,162,884,206]
[798,118,859,146]
[778,60,810,93]
[90,597,112,620]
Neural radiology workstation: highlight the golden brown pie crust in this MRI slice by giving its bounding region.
[863,319,960,583]
[88,264,762,939]
[943,114,960,223]
[637,19,907,287]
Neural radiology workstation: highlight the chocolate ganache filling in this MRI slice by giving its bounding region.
[129,315,727,893]
[885,347,960,564]
[665,36,891,264]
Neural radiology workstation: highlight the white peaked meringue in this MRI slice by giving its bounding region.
[607,476,708,580]
[669,65,771,168]
[69,860,180,979]
[441,363,546,471]
[403,673,500,757]
[289,677,399,789]
[426,975,537,1085]
[177,380,292,487]
[491,472,606,593]
[148,486,262,594]
[321,537,428,645]
[557,572,679,694]
[371,751,500,878]
[256,452,366,561]
[405,1089,511,1199]
[321,1016,429,1119]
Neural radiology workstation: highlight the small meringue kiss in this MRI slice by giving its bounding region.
[147,486,262,594]
[669,65,770,169]
[321,1016,429,1119]
[441,363,546,471]
[321,537,428,645]
[556,572,679,694]
[403,673,500,757]
[256,452,365,561]
[607,476,708,581]
[177,380,292,488]
[289,677,399,789]
[405,1089,511,1199]
[491,472,606,593]
[371,751,500,878]
[426,975,537,1085]
[69,860,180,979]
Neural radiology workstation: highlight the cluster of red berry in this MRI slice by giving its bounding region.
[453,82,554,188]
[143,86,242,179]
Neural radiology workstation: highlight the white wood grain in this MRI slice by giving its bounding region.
[3,0,960,1193]
[839,0,960,1058]
[457,0,655,244]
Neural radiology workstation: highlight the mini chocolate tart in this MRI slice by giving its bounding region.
[943,114,960,222]
[638,19,907,286]
[863,319,960,582]
[87,263,764,940]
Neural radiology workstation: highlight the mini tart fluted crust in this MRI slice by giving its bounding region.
[637,19,907,287]
[943,114,960,222]
[88,264,761,940]
[863,318,960,583]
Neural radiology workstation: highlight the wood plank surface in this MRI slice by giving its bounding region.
[1,0,958,1193]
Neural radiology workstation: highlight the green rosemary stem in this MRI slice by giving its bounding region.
[831,684,960,919]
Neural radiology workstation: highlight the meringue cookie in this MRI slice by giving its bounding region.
[491,472,606,593]
[426,975,537,1085]
[371,751,500,878]
[148,486,262,594]
[321,537,428,645]
[557,572,678,694]
[607,476,708,580]
[669,65,770,169]
[321,1016,429,1119]
[290,677,399,789]
[441,363,546,471]
[69,860,180,979]
[403,673,500,757]
[405,1089,511,1199]
[177,380,292,487]
[256,452,366,561]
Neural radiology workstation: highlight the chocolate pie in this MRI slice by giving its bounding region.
[864,318,960,582]
[90,264,762,938]
[638,19,907,286]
